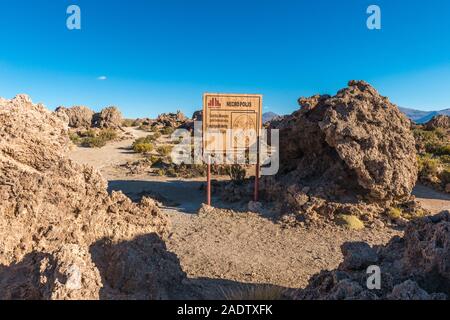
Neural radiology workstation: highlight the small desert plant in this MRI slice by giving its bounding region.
[440,155,450,164]
[160,126,175,135]
[440,169,450,184]
[418,155,441,177]
[132,136,155,153]
[68,132,81,145]
[149,155,161,164]
[122,119,138,127]
[435,145,450,156]
[133,135,156,145]
[138,124,152,132]
[402,208,427,220]
[69,128,117,148]
[157,145,173,156]
[80,129,97,138]
[133,142,154,153]
[227,164,246,183]
[387,207,402,220]
[81,136,107,148]
[152,132,161,140]
[165,166,178,177]
[98,128,117,141]
[335,214,364,230]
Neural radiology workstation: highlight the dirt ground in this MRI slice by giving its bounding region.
[69,127,450,299]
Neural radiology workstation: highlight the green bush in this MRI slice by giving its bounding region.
[157,145,173,156]
[227,164,246,182]
[435,145,450,156]
[440,155,450,164]
[68,132,81,145]
[133,135,153,145]
[440,169,450,184]
[132,136,155,153]
[72,128,117,148]
[387,207,402,219]
[335,215,364,230]
[122,119,138,127]
[81,129,96,138]
[133,142,154,153]
[98,128,117,141]
[81,136,107,148]
[160,126,175,135]
[418,155,440,177]
[138,124,152,132]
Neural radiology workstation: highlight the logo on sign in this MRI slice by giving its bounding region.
[208,97,221,107]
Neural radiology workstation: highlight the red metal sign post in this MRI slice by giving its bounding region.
[254,137,260,202]
[206,154,211,206]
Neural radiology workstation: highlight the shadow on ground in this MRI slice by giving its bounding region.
[108,179,246,213]
[90,232,293,299]
[0,233,292,300]
[413,184,450,201]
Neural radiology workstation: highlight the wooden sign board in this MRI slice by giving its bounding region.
[202,93,262,154]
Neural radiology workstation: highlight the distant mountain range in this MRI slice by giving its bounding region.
[262,112,280,123]
[398,107,450,124]
[262,108,450,124]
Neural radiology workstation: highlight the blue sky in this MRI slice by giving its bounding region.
[0,0,450,118]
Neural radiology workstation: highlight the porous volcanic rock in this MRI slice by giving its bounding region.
[192,110,203,122]
[156,111,187,128]
[262,81,418,223]
[425,115,450,130]
[0,95,184,299]
[92,106,123,129]
[55,105,95,129]
[295,211,450,300]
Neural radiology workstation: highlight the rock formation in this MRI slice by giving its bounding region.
[92,106,123,129]
[155,111,187,128]
[0,95,184,299]
[55,105,95,129]
[262,81,419,223]
[425,115,450,130]
[295,210,450,300]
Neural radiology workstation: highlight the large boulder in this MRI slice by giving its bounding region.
[262,81,418,222]
[425,115,450,130]
[92,106,123,129]
[0,95,184,299]
[55,105,95,129]
[295,211,450,300]
[156,111,187,128]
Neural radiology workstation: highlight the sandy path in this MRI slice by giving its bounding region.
[413,184,450,213]
[69,127,148,170]
[69,133,449,298]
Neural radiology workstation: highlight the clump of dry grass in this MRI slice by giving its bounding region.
[69,128,118,148]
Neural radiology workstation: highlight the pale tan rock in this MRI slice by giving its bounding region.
[0,95,184,299]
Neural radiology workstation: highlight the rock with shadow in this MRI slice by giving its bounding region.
[294,211,450,300]
[89,233,186,299]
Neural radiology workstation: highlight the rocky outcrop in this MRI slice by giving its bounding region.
[425,115,450,130]
[295,211,450,300]
[55,106,95,129]
[155,111,187,128]
[0,95,184,299]
[262,81,418,223]
[55,105,124,130]
[92,106,123,129]
[192,110,202,122]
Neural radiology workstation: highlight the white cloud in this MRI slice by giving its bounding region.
[97,76,107,81]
